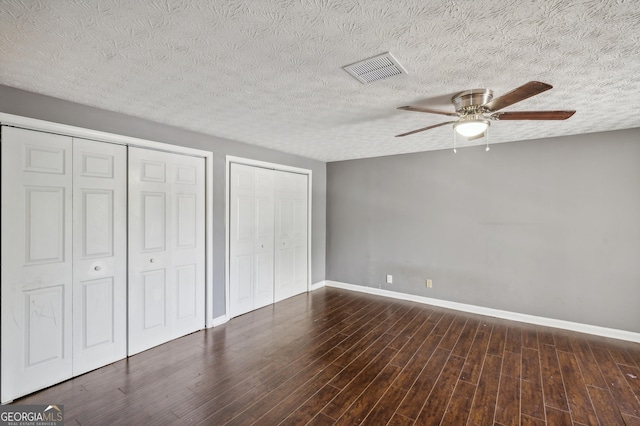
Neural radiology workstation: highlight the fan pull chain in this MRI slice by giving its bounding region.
[485,127,490,152]
[453,128,457,154]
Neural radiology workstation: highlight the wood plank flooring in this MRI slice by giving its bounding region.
[14,287,640,425]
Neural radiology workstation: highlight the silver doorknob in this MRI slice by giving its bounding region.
[261,244,264,248]
[94,266,101,271]
[150,258,156,263]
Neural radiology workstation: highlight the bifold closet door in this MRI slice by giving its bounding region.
[1,128,128,403]
[229,164,308,317]
[274,170,308,302]
[1,126,74,403]
[128,147,205,355]
[72,138,127,376]
[229,163,275,318]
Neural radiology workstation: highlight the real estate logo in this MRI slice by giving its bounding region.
[0,404,63,426]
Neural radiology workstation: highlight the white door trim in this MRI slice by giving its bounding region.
[225,156,312,321]
[0,113,215,329]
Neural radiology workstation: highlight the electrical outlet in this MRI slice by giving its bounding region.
[386,274,393,284]
[426,279,433,288]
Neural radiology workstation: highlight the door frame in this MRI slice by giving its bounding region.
[0,113,216,328]
[225,156,312,321]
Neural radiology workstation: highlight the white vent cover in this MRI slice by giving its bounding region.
[343,52,407,84]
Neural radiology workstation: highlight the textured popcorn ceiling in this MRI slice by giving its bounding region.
[1,0,639,161]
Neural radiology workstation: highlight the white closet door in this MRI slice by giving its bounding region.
[171,152,206,338]
[128,147,205,355]
[72,138,127,375]
[229,164,275,318]
[253,167,275,309]
[291,173,309,295]
[274,170,308,303]
[1,126,73,403]
[229,164,255,317]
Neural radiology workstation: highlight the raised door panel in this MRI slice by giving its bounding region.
[81,190,114,258]
[81,278,114,348]
[176,195,197,249]
[72,138,127,376]
[142,269,167,329]
[275,246,295,301]
[141,160,166,182]
[25,187,66,264]
[176,265,197,319]
[231,254,254,317]
[278,198,294,239]
[26,286,66,366]
[253,251,274,309]
[1,126,73,403]
[142,192,166,252]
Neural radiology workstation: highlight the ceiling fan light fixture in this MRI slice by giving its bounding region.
[454,119,490,137]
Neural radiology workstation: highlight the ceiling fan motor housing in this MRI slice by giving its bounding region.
[452,89,493,114]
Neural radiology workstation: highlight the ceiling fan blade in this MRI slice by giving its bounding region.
[397,106,459,117]
[483,81,553,112]
[491,111,576,120]
[395,121,457,137]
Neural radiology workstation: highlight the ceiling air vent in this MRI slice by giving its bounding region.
[343,52,407,84]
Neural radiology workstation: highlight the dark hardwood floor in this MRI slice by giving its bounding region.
[14,287,640,425]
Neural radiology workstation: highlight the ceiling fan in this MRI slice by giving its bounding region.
[396,81,575,140]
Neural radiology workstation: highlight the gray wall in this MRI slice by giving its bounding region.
[327,129,640,333]
[0,85,326,319]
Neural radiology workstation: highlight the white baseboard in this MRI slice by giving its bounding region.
[311,280,327,291]
[325,280,640,343]
[211,314,229,327]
